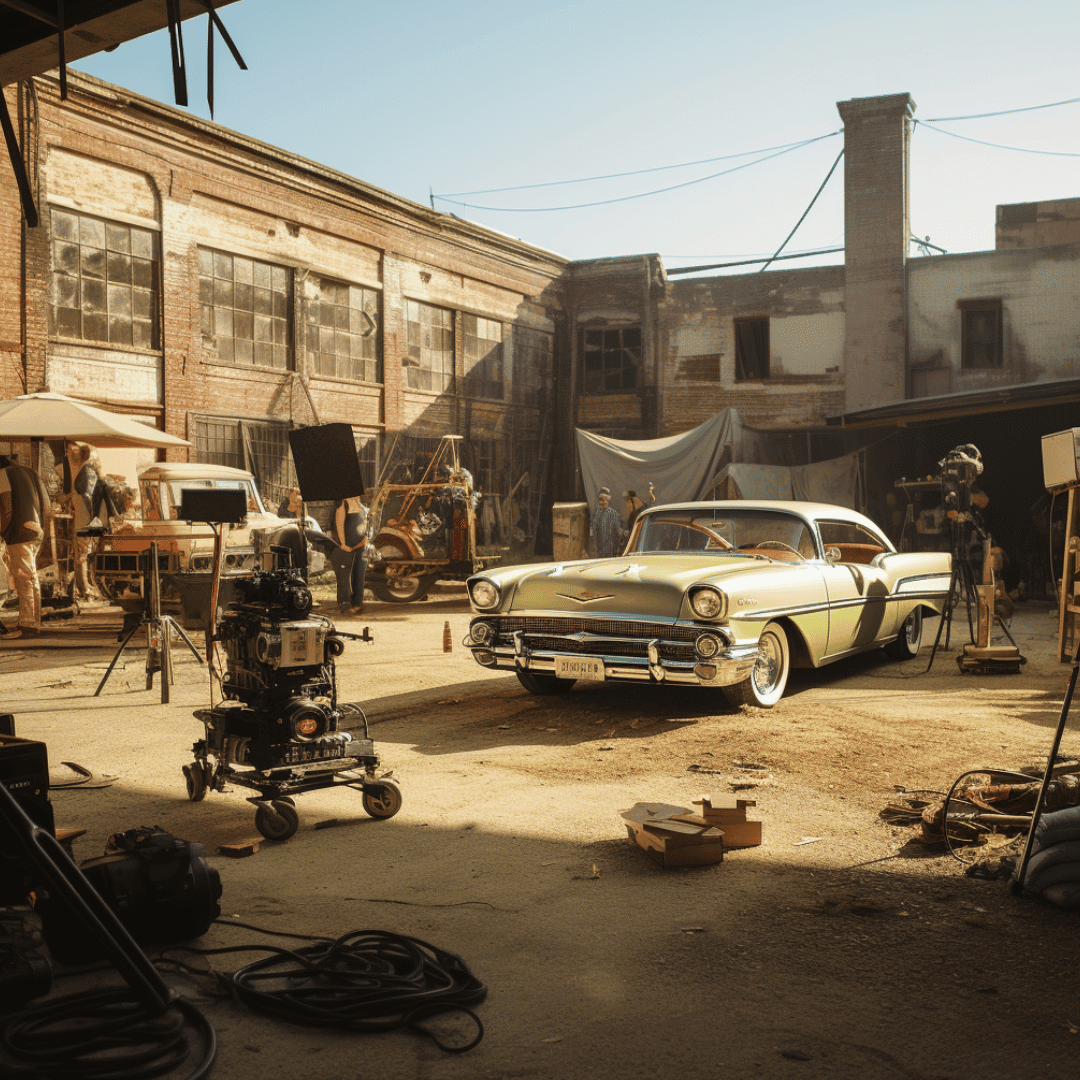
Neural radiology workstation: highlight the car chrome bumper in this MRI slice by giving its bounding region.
[467,641,760,687]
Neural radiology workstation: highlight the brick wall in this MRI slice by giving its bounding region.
[836,93,914,412]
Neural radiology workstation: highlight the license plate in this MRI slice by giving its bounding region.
[554,655,605,681]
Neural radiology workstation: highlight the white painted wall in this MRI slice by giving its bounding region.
[908,247,1080,389]
[770,311,845,376]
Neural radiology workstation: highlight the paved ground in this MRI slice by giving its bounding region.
[2,592,1079,1079]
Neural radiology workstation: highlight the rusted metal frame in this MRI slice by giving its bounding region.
[0,86,38,226]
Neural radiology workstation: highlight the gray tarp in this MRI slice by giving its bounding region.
[712,458,863,510]
[576,409,864,517]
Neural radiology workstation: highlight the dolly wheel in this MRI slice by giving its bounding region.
[183,762,207,802]
[255,800,299,841]
[362,781,403,820]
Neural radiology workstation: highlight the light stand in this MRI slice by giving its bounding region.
[93,540,202,704]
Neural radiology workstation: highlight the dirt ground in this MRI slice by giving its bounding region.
[2,590,1079,1079]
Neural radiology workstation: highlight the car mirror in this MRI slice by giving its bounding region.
[825,546,842,562]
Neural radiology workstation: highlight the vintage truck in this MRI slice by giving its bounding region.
[365,435,494,602]
[91,462,321,626]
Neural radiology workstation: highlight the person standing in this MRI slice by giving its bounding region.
[590,486,624,558]
[277,487,303,519]
[65,442,99,600]
[0,454,52,638]
[333,495,368,614]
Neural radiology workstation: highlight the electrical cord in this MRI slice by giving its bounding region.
[0,987,216,1080]
[171,929,487,1054]
[941,768,1046,864]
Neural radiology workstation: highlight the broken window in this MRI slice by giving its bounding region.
[734,317,769,381]
[960,300,1003,369]
[581,326,640,393]
[309,277,381,383]
[514,326,553,408]
[464,314,504,400]
[199,247,292,370]
[404,300,454,392]
[49,207,160,349]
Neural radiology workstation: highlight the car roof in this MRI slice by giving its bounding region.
[136,463,254,481]
[643,500,881,530]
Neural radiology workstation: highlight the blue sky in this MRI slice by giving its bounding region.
[74,0,1080,273]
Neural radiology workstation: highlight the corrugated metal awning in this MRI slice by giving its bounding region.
[825,377,1080,428]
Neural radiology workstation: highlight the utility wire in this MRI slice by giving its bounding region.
[439,134,839,196]
[433,132,841,213]
[666,247,843,275]
[759,148,845,272]
[927,95,1080,121]
[916,121,1080,157]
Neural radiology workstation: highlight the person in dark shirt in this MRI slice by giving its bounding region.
[0,455,52,637]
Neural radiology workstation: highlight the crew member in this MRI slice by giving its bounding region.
[0,454,52,638]
[333,495,368,614]
[590,486,624,558]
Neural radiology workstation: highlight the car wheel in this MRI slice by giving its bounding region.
[369,574,436,603]
[723,622,790,709]
[886,608,923,659]
[516,669,576,695]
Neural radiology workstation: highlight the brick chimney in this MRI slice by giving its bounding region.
[836,93,915,412]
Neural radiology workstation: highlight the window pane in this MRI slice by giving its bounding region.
[106,224,130,253]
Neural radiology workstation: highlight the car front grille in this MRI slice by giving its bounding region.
[490,616,700,662]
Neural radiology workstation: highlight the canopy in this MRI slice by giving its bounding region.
[0,392,190,450]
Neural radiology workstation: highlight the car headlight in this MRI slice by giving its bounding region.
[689,587,726,620]
[695,632,723,659]
[470,579,500,610]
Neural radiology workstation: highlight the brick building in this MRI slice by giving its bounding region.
[2,75,1079,575]
[1,71,567,544]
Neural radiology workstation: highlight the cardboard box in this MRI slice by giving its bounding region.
[621,802,725,869]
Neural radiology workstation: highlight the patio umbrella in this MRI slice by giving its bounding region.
[0,392,191,449]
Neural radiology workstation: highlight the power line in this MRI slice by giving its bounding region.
[759,148,844,272]
[916,121,1080,157]
[926,95,1080,121]
[665,247,844,275]
[432,131,841,213]
[439,135,839,197]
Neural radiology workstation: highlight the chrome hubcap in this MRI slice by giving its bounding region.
[753,633,781,692]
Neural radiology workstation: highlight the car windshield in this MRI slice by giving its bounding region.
[140,477,262,520]
[631,508,817,558]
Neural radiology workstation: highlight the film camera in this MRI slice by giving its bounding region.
[197,565,354,773]
[188,556,401,843]
[895,444,989,561]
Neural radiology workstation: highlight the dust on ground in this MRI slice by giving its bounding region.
[2,595,1077,1079]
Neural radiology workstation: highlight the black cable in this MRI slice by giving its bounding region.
[170,929,487,1053]
[0,988,216,1080]
[759,147,845,272]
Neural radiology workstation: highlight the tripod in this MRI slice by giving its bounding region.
[927,518,1018,670]
[94,541,202,703]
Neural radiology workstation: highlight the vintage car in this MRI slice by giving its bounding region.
[464,500,953,708]
[91,463,322,625]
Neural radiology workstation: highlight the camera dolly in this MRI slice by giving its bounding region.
[187,566,401,842]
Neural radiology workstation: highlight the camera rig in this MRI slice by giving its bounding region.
[182,486,401,842]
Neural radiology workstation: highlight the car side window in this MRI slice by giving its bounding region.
[818,521,887,564]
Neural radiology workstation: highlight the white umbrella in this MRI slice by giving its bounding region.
[0,392,191,449]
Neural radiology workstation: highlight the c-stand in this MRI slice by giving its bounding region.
[94,541,202,703]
